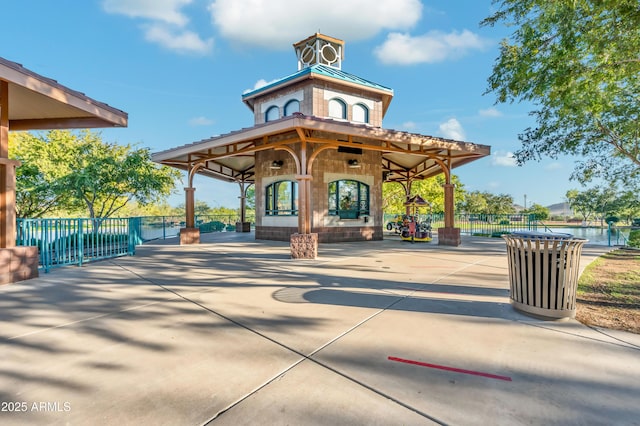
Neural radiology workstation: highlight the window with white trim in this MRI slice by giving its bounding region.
[328,180,369,219]
[328,98,347,119]
[353,103,369,123]
[284,99,300,116]
[265,180,298,216]
[265,106,280,122]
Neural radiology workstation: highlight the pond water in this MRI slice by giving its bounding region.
[542,227,628,246]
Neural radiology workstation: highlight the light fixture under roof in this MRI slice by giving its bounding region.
[348,159,360,168]
[270,160,283,170]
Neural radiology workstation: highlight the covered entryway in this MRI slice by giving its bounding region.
[0,57,128,284]
[153,114,490,246]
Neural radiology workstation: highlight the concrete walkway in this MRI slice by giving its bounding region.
[1,233,639,426]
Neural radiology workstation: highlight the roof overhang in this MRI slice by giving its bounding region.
[0,57,128,130]
[152,114,490,184]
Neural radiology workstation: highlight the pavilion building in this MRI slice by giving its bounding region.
[152,33,490,257]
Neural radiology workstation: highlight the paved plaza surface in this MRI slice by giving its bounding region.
[1,232,639,425]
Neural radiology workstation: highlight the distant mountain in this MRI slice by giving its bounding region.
[547,202,572,216]
[513,202,573,216]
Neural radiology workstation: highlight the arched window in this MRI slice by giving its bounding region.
[328,180,369,219]
[328,98,347,120]
[265,106,280,122]
[352,103,369,123]
[265,180,298,216]
[284,99,300,116]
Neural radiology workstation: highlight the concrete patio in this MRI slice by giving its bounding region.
[1,232,639,425]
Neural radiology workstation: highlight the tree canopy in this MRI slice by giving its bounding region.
[567,185,640,224]
[10,130,181,218]
[482,0,640,186]
[458,191,516,215]
[382,175,466,214]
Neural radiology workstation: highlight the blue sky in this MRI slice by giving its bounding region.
[2,0,579,209]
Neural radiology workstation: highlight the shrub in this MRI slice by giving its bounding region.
[628,229,640,248]
[492,231,511,238]
[605,216,620,224]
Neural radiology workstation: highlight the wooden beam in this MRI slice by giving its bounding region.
[9,117,126,130]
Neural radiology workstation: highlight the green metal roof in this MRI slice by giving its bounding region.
[242,64,393,99]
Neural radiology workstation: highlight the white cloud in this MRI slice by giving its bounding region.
[438,118,465,140]
[401,121,418,131]
[545,162,564,170]
[103,0,192,26]
[491,151,517,167]
[374,30,490,65]
[103,0,213,54]
[478,107,502,118]
[189,116,214,126]
[243,78,280,94]
[145,24,213,54]
[208,0,422,49]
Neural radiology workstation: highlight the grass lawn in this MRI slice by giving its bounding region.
[576,248,640,334]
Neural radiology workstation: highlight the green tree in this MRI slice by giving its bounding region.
[484,192,516,215]
[459,191,489,214]
[522,203,550,221]
[245,186,256,210]
[482,1,640,186]
[10,130,181,219]
[382,175,465,214]
[611,190,640,224]
[566,186,617,224]
[9,132,73,218]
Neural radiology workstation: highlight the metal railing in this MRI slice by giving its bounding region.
[384,213,538,236]
[16,214,256,271]
[608,224,631,247]
[17,217,138,272]
[131,214,255,241]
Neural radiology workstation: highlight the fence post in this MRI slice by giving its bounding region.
[42,219,50,273]
[78,219,84,267]
[128,217,141,255]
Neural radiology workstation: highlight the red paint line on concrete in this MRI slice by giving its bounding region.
[388,356,512,382]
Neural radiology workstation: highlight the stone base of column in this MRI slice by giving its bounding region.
[438,227,461,246]
[180,228,200,245]
[235,222,251,233]
[0,246,39,285]
[290,233,318,259]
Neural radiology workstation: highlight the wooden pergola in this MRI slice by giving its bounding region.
[1,57,127,284]
[153,114,490,242]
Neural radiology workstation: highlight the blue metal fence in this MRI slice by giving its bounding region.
[383,213,538,236]
[17,213,631,272]
[16,214,254,272]
[17,217,138,272]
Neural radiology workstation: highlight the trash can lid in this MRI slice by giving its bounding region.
[510,231,574,240]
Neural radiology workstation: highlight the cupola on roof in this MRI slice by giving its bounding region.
[293,33,345,70]
[242,33,393,117]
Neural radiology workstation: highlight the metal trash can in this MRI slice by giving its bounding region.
[502,231,588,319]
